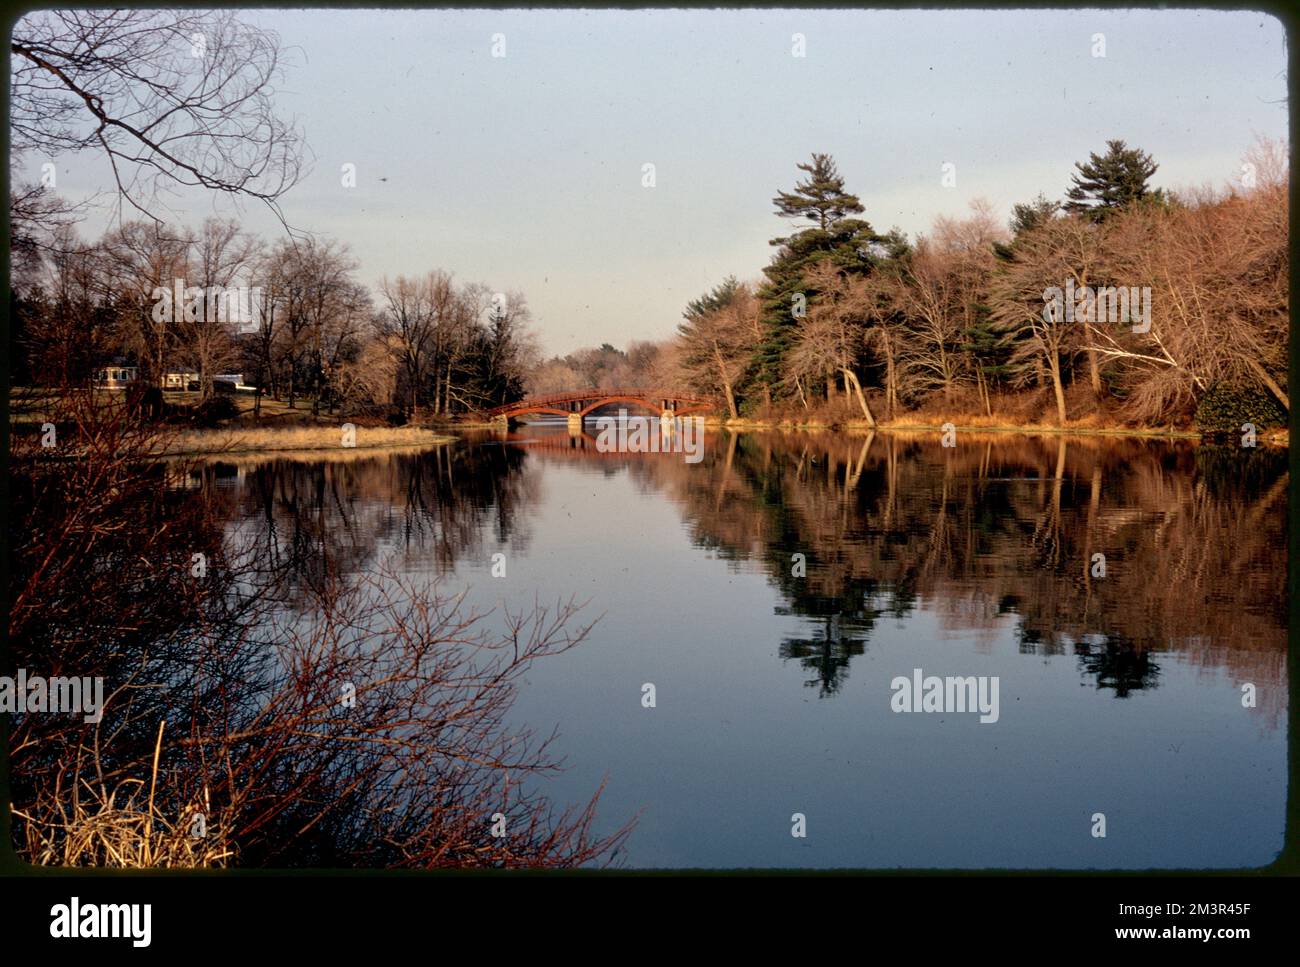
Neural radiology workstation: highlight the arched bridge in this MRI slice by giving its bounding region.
[485,388,717,422]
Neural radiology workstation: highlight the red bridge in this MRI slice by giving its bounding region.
[485,388,717,422]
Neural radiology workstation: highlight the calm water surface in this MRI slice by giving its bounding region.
[203,424,1288,868]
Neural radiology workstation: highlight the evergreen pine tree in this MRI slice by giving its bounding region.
[756,154,878,399]
[1009,193,1060,236]
[683,276,741,320]
[1064,140,1161,221]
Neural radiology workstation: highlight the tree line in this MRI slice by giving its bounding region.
[9,217,538,420]
[539,139,1287,431]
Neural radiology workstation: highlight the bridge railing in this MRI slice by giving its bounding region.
[485,388,716,416]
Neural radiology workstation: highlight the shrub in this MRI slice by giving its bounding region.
[10,391,633,870]
[191,395,241,427]
[126,383,165,420]
[1194,381,1286,434]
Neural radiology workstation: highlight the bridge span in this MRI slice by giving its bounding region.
[484,388,717,428]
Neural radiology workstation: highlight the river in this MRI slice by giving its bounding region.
[193,423,1287,868]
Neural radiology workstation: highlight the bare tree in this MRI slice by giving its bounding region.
[11,10,305,226]
[1242,134,1288,192]
[787,261,877,424]
[318,281,373,414]
[987,217,1085,425]
[528,358,590,396]
[260,238,356,410]
[289,239,361,416]
[188,218,262,398]
[8,184,87,276]
[336,324,400,411]
[675,282,757,419]
[896,200,1007,407]
[894,239,964,401]
[14,225,113,388]
[436,282,488,414]
[247,247,281,416]
[379,272,443,417]
[101,220,192,384]
[1096,170,1289,420]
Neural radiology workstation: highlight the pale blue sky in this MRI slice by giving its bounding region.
[35,7,1290,355]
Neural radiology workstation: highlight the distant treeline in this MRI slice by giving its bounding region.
[9,216,538,419]
[535,139,1288,431]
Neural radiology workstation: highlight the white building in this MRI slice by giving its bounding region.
[92,365,138,389]
[162,371,200,390]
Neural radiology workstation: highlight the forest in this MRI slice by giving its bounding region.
[13,138,1288,436]
[9,215,537,421]
[534,140,1289,435]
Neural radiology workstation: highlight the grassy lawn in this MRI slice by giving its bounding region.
[12,387,363,427]
[168,390,353,426]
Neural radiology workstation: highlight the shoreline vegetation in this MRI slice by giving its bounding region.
[19,409,1289,455]
[11,140,1289,457]
[713,418,1203,438]
[530,145,1289,445]
[8,390,459,458]
[11,383,1289,448]
[704,417,1286,445]
[10,387,634,869]
[12,143,1287,455]
[161,425,456,458]
[11,384,1287,459]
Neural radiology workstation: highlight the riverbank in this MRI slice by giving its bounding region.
[9,389,460,457]
[162,425,456,458]
[707,416,1288,445]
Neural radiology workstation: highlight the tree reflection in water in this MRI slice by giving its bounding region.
[205,428,1286,712]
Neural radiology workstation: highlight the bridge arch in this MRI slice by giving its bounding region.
[485,388,718,422]
[499,406,572,419]
[578,396,667,418]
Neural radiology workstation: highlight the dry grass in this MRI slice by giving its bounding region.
[171,442,452,467]
[864,413,1197,438]
[10,387,453,457]
[10,387,99,426]
[163,424,455,456]
[14,723,234,869]
[16,790,232,868]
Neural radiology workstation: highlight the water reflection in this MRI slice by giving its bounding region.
[158,426,1286,867]
[183,427,1286,725]
[621,429,1282,712]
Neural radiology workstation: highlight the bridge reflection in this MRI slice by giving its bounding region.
[490,424,694,460]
